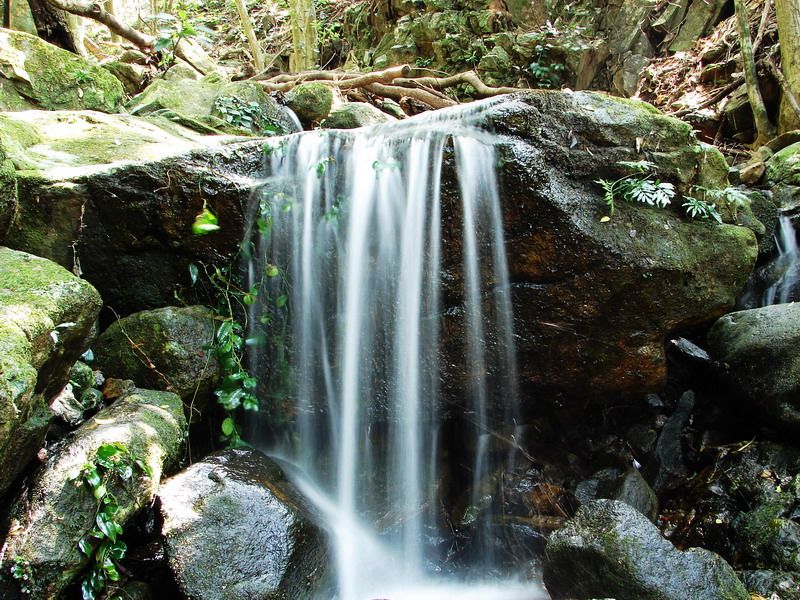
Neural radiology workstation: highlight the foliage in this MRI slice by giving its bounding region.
[10,557,33,596]
[687,186,751,221]
[526,21,587,88]
[213,96,280,134]
[682,196,722,223]
[192,205,220,235]
[595,160,675,216]
[71,443,151,600]
[148,10,212,69]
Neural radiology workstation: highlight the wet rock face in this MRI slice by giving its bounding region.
[158,448,329,600]
[0,389,187,599]
[707,303,800,434]
[0,109,264,314]
[543,499,749,600]
[93,305,220,405]
[0,247,101,497]
[4,91,758,400]
[439,91,757,405]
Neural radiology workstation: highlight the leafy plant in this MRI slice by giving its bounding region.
[682,196,723,223]
[10,557,33,596]
[213,96,279,135]
[687,186,751,221]
[148,10,211,69]
[192,205,220,235]
[72,443,151,600]
[595,160,675,216]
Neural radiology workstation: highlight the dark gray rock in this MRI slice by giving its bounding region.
[0,389,187,598]
[708,303,800,434]
[93,305,220,406]
[575,467,658,522]
[653,390,694,494]
[158,448,329,600]
[543,499,749,600]
[740,570,800,600]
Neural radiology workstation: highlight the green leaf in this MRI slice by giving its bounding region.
[192,207,221,235]
[266,264,280,277]
[276,294,288,308]
[221,417,235,436]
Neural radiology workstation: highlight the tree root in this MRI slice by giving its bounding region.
[255,65,527,110]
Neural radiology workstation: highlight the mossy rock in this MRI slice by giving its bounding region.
[93,305,220,408]
[127,77,297,136]
[321,102,395,129]
[544,500,749,600]
[0,247,102,498]
[159,449,330,600]
[0,28,124,112]
[0,389,187,598]
[765,142,800,187]
[285,82,335,125]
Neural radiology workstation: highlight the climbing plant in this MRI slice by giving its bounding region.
[72,443,151,600]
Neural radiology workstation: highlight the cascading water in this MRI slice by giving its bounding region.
[739,213,800,307]
[762,214,800,305]
[243,100,540,599]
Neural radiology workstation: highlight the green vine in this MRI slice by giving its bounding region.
[71,443,151,600]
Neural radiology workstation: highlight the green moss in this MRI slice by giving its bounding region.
[765,142,800,186]
[285,82,334,124]
[0,30,123,112]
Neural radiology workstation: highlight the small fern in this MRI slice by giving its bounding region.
[595,160,675,216]
[682,196,723,223]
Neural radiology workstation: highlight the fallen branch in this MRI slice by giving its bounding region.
[43,0,154,50]
[395,70,524,97]
[258,64,412,92]
[669,77,745,117]
[365,82,457,109]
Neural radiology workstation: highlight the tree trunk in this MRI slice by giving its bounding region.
[734,0,776,146]
[775,0,800,132]
[289,0,317,72]
[104,0,120,42]
[233,0,265,72]
[26,0,81,52]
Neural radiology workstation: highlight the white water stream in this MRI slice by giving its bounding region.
[762,214,800,305]
[244,100,540,599]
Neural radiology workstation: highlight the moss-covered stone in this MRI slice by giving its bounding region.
[93,306,220,408]
[159,449,329,600]
[765,142,800,187]
[0,247,101,497]
[321,102,395,129]
[0,28,124,112]
[127,76,298,136]
[0,389,186,598]
[285,82,335,125]
[544,500,749,600]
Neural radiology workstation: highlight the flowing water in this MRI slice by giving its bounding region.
[739,213,800,307]
[243,100,540,599]
[762,214,800,305]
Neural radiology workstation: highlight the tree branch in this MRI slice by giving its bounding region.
[43,0,154,50]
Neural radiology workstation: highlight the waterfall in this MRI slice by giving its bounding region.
[739,213,800,308]
[762,215,800,305]
[243,100,538,599]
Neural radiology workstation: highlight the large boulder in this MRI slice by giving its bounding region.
[0,247,101,497]
[321,102,395,129]
[440,91,757,404]
[93,305,220,405]
[0,109,260,314]
[126,76,299,136]
[158,448,329,600]
[0,28,124,112]
[707,303,800,433]
[543,499,749,600]
[0,389,187,598]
